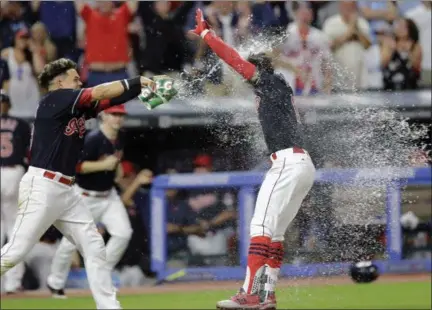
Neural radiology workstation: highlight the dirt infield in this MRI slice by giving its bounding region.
[2,273,430,300]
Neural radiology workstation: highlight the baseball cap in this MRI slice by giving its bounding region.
[194,154,212,168]
[104,104,126,114]
[0,92,10,106]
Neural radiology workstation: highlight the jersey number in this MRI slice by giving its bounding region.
[1,132,13,158]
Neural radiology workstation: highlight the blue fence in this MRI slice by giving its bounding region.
[150,167,431,282]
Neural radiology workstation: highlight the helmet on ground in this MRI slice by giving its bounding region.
[349,261,379,284]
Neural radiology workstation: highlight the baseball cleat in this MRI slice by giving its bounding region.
[216,288,261,309]
[47,283,67,299]
[260,292,277,310]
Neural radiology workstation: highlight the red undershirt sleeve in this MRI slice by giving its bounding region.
[202,31,256,80]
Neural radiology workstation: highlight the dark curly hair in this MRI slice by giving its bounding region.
[38,58,77,89]
[404,18,419,44]
[247,53,274,75]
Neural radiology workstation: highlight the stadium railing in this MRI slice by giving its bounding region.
[150,167,431,282]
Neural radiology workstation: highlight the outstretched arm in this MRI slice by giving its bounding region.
[73,77,154,113]
[191,9,256,81]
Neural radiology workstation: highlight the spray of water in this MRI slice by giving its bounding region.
[176,28,429,273]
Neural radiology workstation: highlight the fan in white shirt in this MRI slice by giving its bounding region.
[273,1,332,96]
[405,1,431,86]
[323,1,371,92]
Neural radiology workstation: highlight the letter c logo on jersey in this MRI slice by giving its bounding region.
[64,117,86,138]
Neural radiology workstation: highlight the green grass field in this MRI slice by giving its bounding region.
[1,281,430,309]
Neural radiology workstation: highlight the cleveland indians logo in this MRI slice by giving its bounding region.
[64,117,86,138]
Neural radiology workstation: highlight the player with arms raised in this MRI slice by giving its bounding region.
[0,58,155,309]
[191,9,316,310]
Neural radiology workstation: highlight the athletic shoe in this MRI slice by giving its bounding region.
[216,288,261,309]
[260,291,277,310]
[47,283,67,299]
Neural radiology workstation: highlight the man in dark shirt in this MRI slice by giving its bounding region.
[0,93,31,293]
[0,58,154,309]
[47,104,133,298]
[191,9,316,309]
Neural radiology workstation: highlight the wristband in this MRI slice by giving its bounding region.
[120,79,128,91]
[200,29,210,39]
[126,77,141,90]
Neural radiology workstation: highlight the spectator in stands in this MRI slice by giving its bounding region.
[250,0,279,35]
[30,22,57,64]
[116,166,156,282]
[323,1,371,92]
[138,1,194,76]
[1,29,41,117]
[364,23,392,90]
[0,1,32,49]
[274,1,332,95]
[359,0,399,44]
[381,17,421,91]
[163,169,205,264]
[75,1,137,86]
[187,155,236,262]
[406,1,431,87]
[30,1,77,60]
[0,58,10,91]
[235,2,252,46]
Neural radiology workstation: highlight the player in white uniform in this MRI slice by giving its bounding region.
[47,105,132,298]
[0,93,31,293]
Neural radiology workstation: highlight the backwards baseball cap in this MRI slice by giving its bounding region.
[0,92,10,106]
[104,104,126,114]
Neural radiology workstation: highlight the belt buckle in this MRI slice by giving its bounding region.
[70,177,76,185]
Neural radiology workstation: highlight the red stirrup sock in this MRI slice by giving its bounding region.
[264,241,284,295]
[242,236,271,294]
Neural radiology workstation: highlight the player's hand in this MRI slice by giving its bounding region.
[189,8,210,39]
[140,76,156,91]
[136,169,153,185]
[102,155,120,171]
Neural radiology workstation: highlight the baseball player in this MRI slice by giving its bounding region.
[191,9,316,309]
[47,104,132,298]
[0,58,155,309]
[0,92,31,294]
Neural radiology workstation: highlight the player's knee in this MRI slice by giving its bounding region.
[250,222,273,239]
[111,226,133,242]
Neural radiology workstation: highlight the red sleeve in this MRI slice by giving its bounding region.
[119,3,133,23]
[203,31,256,80]
[73,88,94,110]
[80,4,93,22]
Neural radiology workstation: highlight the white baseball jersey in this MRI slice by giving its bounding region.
[278,23,331,94]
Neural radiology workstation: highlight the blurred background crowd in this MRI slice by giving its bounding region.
[1,0,431,116]
[0,0,431,290]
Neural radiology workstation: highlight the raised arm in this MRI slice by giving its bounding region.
[190,9,256,81]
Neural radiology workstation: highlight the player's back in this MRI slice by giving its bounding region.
[253,71,304,153]
[0,114,31,167]
[30,89,90,176]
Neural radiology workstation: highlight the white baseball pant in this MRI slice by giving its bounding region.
[250,147,316,240]
[0,167,121,309]
[47,186,132,290]
[1,166,26,292]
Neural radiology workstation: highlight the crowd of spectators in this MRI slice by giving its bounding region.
[1,1,431,117]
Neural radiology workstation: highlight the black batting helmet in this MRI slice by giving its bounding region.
[247,53,274,75]
[349,261,379,284]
